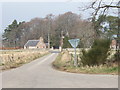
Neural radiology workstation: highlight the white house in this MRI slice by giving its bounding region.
[24,37,47,49]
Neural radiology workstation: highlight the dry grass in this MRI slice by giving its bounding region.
[61,51,71,61]
[53,50,118,75]
[0,49,49,70]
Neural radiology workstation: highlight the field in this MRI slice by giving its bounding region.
[0,49,49,70]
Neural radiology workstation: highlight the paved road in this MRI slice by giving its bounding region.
[1,53,118,88]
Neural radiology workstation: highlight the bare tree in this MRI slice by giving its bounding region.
[71,19,95,48]
[2,12,98,48]
[81,0,120,38]
[55,12,79,37]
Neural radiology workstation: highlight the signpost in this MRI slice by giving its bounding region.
[68,39,80,67]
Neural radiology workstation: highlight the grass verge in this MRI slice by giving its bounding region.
[52,52,118,75]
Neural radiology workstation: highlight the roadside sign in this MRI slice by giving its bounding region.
[68,39,80,67]
[68,39,80,48]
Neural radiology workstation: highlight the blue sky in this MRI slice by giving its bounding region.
[1,1,118,34]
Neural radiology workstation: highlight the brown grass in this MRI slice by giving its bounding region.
[53,51,118,75]
[0,49,49,70]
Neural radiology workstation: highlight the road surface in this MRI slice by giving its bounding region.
[1,53,118,88]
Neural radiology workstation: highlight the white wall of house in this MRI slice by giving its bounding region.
[24,46,37,49]
[28,46,37,49]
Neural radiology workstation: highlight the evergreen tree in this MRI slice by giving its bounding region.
[2,20,23,47]
[63,36,71,48]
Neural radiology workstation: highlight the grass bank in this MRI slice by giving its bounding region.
[52,51,118,75]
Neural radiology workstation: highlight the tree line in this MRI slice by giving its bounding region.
[2,12,118,48]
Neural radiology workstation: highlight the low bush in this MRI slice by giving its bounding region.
[81,39,111,66]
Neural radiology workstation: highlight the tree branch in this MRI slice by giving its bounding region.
[99,5,120,8]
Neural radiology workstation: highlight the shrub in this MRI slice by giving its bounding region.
[63,36,72,48]
[81,39,111,66]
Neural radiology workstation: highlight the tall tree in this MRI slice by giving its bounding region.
[3,20,18,47]
[2,20,25,47]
